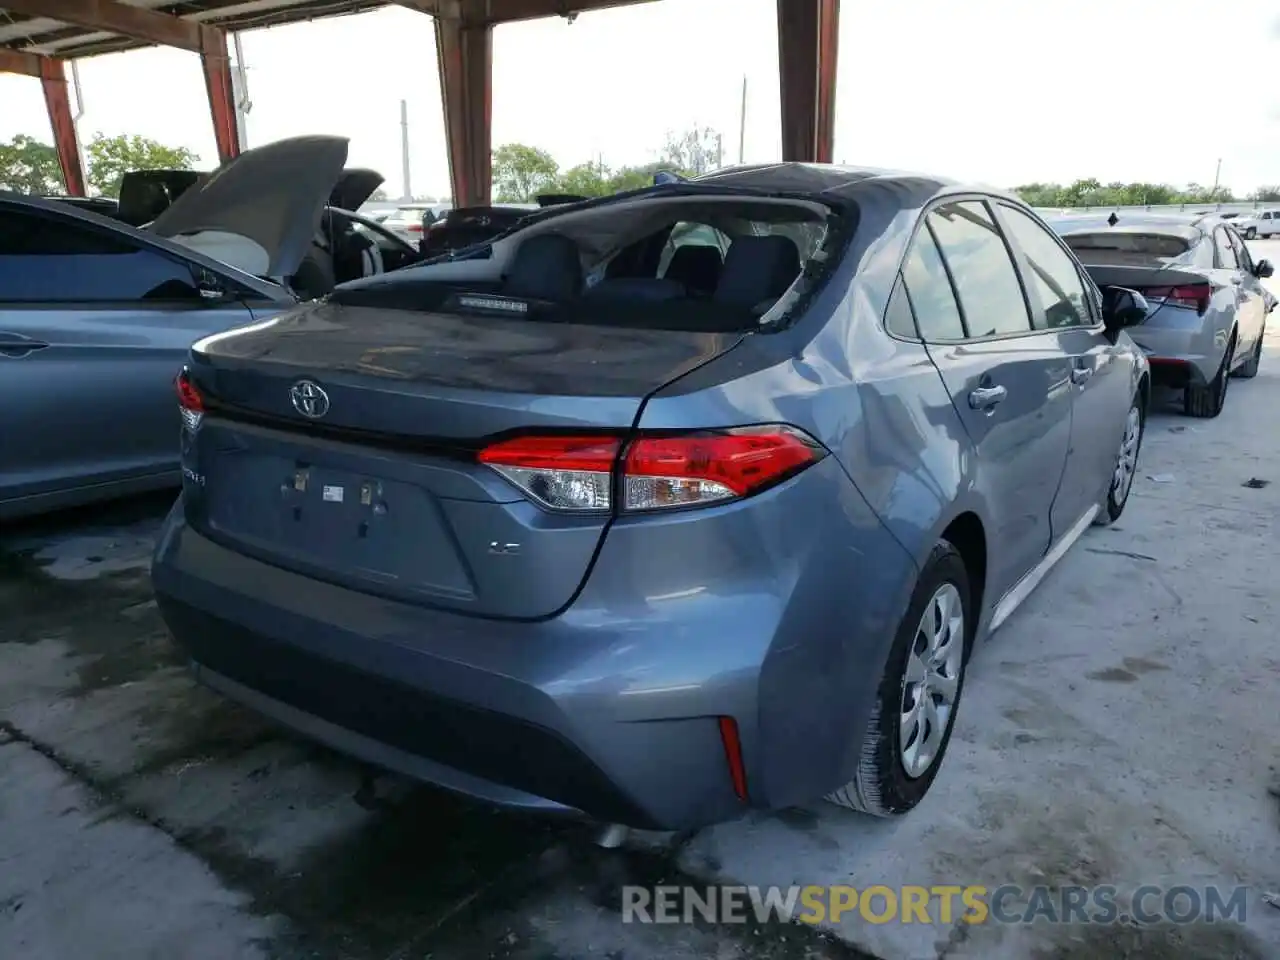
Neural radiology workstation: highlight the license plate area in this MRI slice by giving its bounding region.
[205,451,475,600]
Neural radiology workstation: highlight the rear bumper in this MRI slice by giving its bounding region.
[1126,323,1220,386]
[151,461,918,830]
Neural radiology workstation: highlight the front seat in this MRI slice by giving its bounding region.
[503,234,583,301]
[664,244,723,296]
[713,235,801,313]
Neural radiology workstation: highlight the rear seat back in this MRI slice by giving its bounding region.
[713,235,801,311]
[503,233,583,301]
[582,277,686,302]
[664,244,723,296]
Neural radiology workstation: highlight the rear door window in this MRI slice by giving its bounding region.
[1228,229,1253,273]
[1213,228,1239,269]
[884,275,918,339]
[998,205,1094,329]
[0,206,203,303]
[927,201,1032,338]
[900,226,966,342]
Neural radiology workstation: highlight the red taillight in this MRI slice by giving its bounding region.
[476,426,824,513]
[175,369,203,430]
[408,222,424,233]
[1141,283,1211,315]
[478,435,619,511]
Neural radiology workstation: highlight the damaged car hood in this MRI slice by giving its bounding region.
[149,135,349,282]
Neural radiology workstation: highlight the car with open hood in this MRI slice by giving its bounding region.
[0,135,411,520]
[153,163,1152,833]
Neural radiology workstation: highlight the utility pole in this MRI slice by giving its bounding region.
[1211,158,1222,199]
[716,133,723,169]
[400,99,412,201]
[738,75,747,164]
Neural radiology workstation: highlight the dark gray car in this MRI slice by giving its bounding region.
[0,136,381,520]
[152,165,1151,831]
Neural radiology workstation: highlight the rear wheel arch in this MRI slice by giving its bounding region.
[940,511,987,631]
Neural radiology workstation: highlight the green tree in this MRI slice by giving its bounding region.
[660,126,722,175]
[369,187,389,201]
[86,133,199,198]
[492,143,559,203]
[1013,179,1240,208]
[0,135,64,195]
[1249,185,1280,202]
[554,162,613,198]
[608,161,681,193]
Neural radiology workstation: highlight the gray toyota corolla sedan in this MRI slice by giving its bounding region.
[152,164,1151,831]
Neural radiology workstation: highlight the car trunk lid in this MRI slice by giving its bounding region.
[1079,263,1216,322]
[180,300,743,618]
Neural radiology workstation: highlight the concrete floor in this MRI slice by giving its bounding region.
[2,248,1279,960]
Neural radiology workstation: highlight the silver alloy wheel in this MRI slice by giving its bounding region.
[1112,405,1141,505]
[899,582,965,778]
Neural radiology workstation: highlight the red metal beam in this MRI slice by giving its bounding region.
[0,0,240,163]
[777,0,839,163]
[200,29,241,163]
[0,49,86,194]
[435,16,492,206]
[0,0,204,51]
[394,0,658,26]
[39,58,88,196]
[0,46,43,77]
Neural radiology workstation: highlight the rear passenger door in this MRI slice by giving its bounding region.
[0,203,256,503]
[1213,226,1262,368]
[1226,228,1266,358]
[906,199,1074,602]
[995,202,1132,534]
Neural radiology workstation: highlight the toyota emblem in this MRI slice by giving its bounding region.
[290,379,330,419]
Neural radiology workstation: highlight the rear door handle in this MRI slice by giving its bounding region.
[0,334,49,358]
[1071,366,1093,385]
[968,385,1007,410]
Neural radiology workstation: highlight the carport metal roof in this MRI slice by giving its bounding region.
[0,0,838,206]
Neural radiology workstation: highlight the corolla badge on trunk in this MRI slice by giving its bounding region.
[290,380,330,418]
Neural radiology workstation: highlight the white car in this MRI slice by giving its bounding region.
[1235,209,1280,239]
[379,203,449,244]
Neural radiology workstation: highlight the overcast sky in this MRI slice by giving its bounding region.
[2,0,1279,198]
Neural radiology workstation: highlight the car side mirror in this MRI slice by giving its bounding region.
[1101,286,1149,334]
[1254,259,1274,280]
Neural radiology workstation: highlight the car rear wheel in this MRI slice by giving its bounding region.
[1245,227,1257,239]
[826,542,971,817]
[1094,397,1144,526]
[1184,334,1234,418]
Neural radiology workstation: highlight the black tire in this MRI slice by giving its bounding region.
[827,541,972,817]
[1094,394,1145,527]
[1245,227,1257,240]
[1184,334,1234,418]
[1233,329,1263,379]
